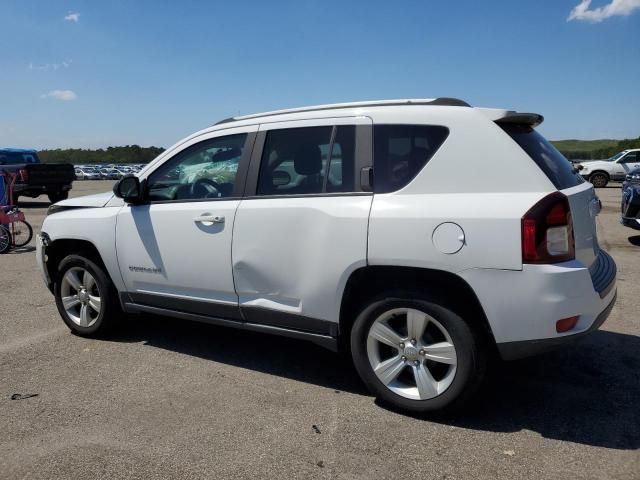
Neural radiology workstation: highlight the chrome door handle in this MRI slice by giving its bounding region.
[194,214,225,224]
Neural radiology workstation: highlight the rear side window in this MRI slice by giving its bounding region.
[0,151,39,165]
[500,124,583,189]
[373,125,449,193]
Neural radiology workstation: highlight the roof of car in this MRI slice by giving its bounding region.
[214,97,471,125]
[0,148,38,153]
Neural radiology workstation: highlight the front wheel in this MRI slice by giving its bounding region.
[350,294,486,413]
[54,254,122,336]
[589,172,609,188]
[11,220,33,247]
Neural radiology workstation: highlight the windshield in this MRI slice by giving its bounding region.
[607,152,626,162]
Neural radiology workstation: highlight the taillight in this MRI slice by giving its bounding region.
[522,192,575,264]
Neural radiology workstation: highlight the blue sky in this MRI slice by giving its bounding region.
[0,0,638,149]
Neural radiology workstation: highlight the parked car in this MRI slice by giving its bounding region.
[621,167,640,230]
[98,168,120,180]
[37,98,616,413]
[577,149,640,188]
[0,148,74,203]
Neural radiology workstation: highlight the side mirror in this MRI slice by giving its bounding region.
[113,175,145,204]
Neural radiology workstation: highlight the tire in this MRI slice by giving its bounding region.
[11,220,33,247]
[0,225,11,253]
[350,293,486,413]
[48,191,69,204]
[589,172,609,188]
[54,254,122,336]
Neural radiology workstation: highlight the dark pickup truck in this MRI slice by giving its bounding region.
[0,148,74,204]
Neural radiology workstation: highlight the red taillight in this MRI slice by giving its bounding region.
[522,192,575,264]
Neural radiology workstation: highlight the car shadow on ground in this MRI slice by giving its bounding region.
[16,201,50,209]
[4,245,36,254]
[628,235,640,246]
[106,316,639,450]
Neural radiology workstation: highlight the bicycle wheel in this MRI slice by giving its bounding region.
[0,225,11,253]
[11,220,33,247]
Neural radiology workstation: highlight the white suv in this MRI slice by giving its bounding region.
[37,98,617,412]
[578,149,640,187]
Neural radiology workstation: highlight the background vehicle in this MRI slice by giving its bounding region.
[621,167,640,230]
[0,148,74,203]
[37,98,616,413]
[578,149,640,187]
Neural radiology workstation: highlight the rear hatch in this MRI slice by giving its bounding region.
[499,122,599,269]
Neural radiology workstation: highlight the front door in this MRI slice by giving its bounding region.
[615,151,640,180]
[116,127,256,319]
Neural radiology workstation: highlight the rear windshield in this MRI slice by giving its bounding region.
[500,124,583,189]
[0,151,39,165]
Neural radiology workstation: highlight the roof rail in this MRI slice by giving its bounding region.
[213,97,470,125]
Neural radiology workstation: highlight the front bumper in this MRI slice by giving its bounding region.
[460,249,617,360]
[36,233,53,291]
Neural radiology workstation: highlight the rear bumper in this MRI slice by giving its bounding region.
[14,184,72,196]
[460,248,617,360]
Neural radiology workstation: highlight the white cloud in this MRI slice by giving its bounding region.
[40,90,78,101]
[568,0,640,22]
[64,12,80,23]
[28,59,73,72]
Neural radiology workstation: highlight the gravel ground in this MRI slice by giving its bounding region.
[0,181,638,480]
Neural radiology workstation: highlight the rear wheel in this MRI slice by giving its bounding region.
[350,293,486,413]
[48,191,69,203]
[589,172,609,188]
[54,254,122,336]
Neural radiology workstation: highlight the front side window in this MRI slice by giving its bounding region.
[147,134,247,201]
[257,125,356,196]
[373,125,449,193]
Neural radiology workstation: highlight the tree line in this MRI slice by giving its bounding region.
[552,137,640,160]
[38,145,165,164]
[36,136,640,164]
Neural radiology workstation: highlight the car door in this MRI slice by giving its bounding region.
[116,126,257,319]
[617,152,640,180]
[232,117,373,334]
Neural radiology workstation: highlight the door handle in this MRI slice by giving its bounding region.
[194,214,225,224]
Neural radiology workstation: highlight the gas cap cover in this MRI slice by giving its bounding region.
[432,222,465,254]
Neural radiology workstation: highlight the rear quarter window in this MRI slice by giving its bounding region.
[500,124,583,189]
[373,125,449,193]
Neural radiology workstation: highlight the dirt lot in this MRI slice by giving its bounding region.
[0,180,638,479]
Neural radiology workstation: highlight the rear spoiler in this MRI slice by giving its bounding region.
[478,108,544,127]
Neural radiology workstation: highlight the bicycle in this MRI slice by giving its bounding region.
[0,170,34,253]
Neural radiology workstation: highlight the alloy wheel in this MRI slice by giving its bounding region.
[366,308,457,400]
[60,267,102,327]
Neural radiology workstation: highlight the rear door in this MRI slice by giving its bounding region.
[232,117,372,332]
[500,124,599,268]
[617,151,640,179]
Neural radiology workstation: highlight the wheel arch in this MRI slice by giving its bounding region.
[338,265,496,352]
[46,238,112,291]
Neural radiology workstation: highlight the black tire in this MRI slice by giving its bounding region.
[11,220,33,247]
[589,172,609,188]
[0,225,11,253]
[350,293,486,413]
[48,191,69,204]
[54,254,122,336]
